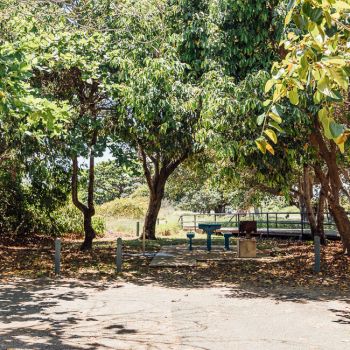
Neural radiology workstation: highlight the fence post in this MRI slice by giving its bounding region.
[314,236,321,273]
[116,238,123,273]
[301,213,304,237]
[266,213,269,236]
[275,213,278,228]
[136,221,140,237]
[55,238,61,275]
[194,215,197,230]
[142,228,146,254]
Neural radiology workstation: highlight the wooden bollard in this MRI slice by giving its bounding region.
[116,238,123,273]
[142,228,146,255]
[136,221,140,237]
[314,236,321,273]
[55,238,61,275]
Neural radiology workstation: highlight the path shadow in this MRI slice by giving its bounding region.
[0,278,113,350]
[329,308,350,325]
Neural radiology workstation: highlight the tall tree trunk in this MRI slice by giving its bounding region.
[311,120,350,254]
[81,210,95,250]
[139,146,189,240]
[144,181,165,240]
[72,145,96,251]
[316,188,326,245]
[302,166,317,239]
[215,204,226,213]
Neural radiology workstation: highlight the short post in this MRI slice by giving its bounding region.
[266,213,269,236]
[314,236,321,273]
[207,233,212,252]
[142,228,146,254]
[187,232,195,251]
[224,233,232,250]
[55,238,61,275]
[275,213,278,228]
[136,221,140,237]
[301,213,304,235]
[116,238,123,273]
[157,218,160,225]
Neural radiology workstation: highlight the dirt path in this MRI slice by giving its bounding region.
[0,278,349,350]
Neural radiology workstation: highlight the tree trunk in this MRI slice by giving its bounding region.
[311,121,350,253]
[328,203,350,253]
[139,146,190,240]
[144,187,164,240]
[72,146,96,251]
[316,188,326,245]
[80,211,96,250]
[215,204,226,213]
[302,166,318,240]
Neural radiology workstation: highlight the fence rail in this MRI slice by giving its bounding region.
[178,212,340,238]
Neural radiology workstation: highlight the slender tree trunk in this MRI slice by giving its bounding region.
[328,203,350,253]
[81,210,95,250]
[215,204,226,213]
[316,189,326,245]
[311,121,350,253]
[144,184,165,240]
[72,143,96,251]
[302,166,318,239]
[139,146,190,240]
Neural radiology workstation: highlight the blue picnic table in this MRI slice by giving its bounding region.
[198,223,222,251]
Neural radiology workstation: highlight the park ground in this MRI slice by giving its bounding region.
[0,232,350,349]
[0,278,349,349]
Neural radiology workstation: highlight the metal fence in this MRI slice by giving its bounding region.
[178,212,339,237]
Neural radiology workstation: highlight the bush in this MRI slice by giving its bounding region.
[97,197,148,219]
[157,222,182,237]
[52,204,106,236]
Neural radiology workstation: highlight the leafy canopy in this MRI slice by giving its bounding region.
[259,0,350,154]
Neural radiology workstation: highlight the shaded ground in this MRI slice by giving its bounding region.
[0,278,349,350]
[1,236,349,296]
[1,236,350,349]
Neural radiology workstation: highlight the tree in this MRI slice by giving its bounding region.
[80,159,142,205]
[115,57,200,239]
[18,0,122,250]
[0,3,71,239]
[261,0,350,252]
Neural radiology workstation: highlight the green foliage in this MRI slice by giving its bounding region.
[0,154,70,237]
[53,204,105,236]
[98,197,148,219]
[79,159,143,205]
[114,53,201,158]
[261,0,350,152]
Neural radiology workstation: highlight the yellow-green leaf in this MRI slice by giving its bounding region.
[264,128,278,144]
[255,139,267,154]
[329,67,348,90]
[288,88,299,105]
[266,143,275,155]
[265,79,275,93]
[285,8,293,25]
[337,142,345,153]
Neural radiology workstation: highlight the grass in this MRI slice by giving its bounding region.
[102,202,189,238]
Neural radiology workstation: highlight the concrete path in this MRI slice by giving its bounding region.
[150,245,276,267]
[0,278,349,350]
[149,245,238,267]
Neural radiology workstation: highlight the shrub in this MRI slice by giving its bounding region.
[52,204,105,236]
[97,197,148,219]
